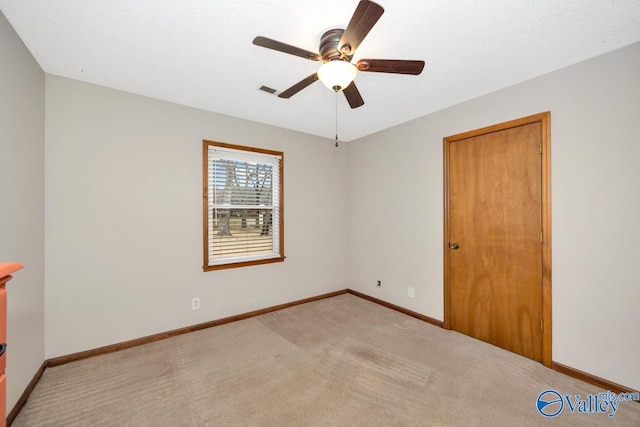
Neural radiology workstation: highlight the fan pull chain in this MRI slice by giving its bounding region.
[335,89,339,147]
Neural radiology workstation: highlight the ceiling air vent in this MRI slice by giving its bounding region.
[259,85,277,94]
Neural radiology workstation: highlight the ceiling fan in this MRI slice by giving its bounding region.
[253,0,425,109]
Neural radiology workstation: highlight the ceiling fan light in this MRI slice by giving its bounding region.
[317,60,357,91]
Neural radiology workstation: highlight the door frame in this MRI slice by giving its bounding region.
[443,112,552,367]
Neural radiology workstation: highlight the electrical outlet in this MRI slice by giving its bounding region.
[191,297,200,310]
[408,287,415,298]
[377,280,382,287]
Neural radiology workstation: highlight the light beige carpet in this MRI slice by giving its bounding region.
[12,294,640,426]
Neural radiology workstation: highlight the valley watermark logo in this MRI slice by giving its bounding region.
[536,389,640,418]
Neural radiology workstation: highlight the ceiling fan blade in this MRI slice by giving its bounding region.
[343,82,365,109]
[356,59,425,75]
[278,73,319,98]
[253,36,321,61]
[338,0,384,56]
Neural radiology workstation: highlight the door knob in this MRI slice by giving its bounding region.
[449,242,459,250]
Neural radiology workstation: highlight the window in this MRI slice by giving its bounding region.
[202,140,284,271]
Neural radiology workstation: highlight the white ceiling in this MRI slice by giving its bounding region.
[2,1,639,141]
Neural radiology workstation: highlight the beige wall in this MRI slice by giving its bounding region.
[0,11,45,412]
[347,42,640,390]
[44,76,348,358]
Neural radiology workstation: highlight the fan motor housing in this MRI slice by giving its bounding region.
[320,28,346,61]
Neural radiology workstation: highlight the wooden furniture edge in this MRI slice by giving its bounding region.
[6,361,46,426]
[0,263,23,280]
[347,289,444,328]
[552,361,640,402]
[3,263,24,425]
[46,289,348,367]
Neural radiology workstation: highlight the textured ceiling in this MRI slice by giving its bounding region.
[1,0,639,141]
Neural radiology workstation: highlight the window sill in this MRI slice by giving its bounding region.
[203,256,285,272]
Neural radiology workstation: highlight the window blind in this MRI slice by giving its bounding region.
[206,145,281,266]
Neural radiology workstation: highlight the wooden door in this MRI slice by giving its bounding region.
[444,113,551,366]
